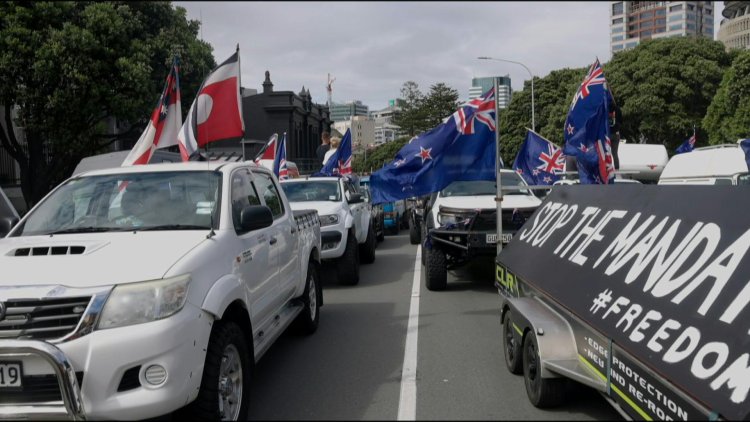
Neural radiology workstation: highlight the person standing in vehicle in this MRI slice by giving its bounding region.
[316,131,331,165]
[323,136,340,167]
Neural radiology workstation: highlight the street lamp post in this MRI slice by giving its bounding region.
[477,56,535,132]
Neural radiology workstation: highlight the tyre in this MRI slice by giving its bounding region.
[523,332,566,408]
[503,312,523,375]
[185,321,251,420]
[425,246,447,291]
[337,231,360,285]
[409,218,420,245]
[359,223,376,264]
[421,225,428,266]
[376,215,385,242]
[293,262,320,335]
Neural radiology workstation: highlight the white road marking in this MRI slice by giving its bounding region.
[398,245,421,421]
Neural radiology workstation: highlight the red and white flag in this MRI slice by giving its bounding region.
[253,133,277,163]
[122,58,182,166]
[177,47,244,161]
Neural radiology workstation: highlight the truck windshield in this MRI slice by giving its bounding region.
[12,171,221,236]
[281,181,341,202]
[440,174,530,197]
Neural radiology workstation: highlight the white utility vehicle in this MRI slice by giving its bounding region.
[422,169,542,291]
[281,176,376,285]
[658,143,750,185]
[0,161,322,420]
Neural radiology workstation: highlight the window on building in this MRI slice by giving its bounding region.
[655,26,665,33]
[641,20,653,28]
[686,12,696,21]
[688,4,694,11]
[628,24,637,31]
[656,9,666,16]
[613,26,624,33]
[669,23,683,31]
[686,22,696,31]
[641,11,654,19]
[612,35,624,42]
[669,4,683,12]
[669,14,682,22]
[641,30,653,37]
[626,41,638,49]
[656,18,666,25]
[612,2,623,15]
[612,17,624,24]
[613,44,624,51]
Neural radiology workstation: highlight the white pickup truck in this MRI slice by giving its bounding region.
[0,161,321,420]
[422,170,542,291]
[281,176,376,286]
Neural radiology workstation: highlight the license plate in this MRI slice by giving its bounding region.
[0,362,22,388]
[502,233,513,244]
[486,234,498,244]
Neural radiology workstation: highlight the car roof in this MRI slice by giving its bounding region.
[73,161,262,178]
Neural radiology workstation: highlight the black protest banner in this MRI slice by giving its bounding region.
[499,185,750,420]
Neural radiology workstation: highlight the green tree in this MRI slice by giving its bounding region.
[499,68,585,165]
[0,1,215,207]
[422,82,459,129]
[392,81,425,137]
[604,36,731,151]
[703,50,750,144]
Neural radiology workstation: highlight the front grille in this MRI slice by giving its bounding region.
[0,371,84,404]
[470,209,536,232]
[0,297,91,340]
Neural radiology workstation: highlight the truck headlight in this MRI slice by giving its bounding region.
[98,274,190,330]
[438,213,466,226]
[319,214,339,226]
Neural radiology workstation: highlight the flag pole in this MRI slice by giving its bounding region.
[495,78,503,256]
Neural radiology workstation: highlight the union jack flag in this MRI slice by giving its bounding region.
[570,59,607,110]
[273,133,289,180]
[537,142,565,174]
[453,88,496,135]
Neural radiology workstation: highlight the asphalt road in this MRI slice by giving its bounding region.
[246,234,620,420]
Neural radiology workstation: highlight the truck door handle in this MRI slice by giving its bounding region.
[270,237,277,245]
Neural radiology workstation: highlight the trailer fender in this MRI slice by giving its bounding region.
[505,296,578,379]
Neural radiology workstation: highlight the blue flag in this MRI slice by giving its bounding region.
[315,129,352,176]
[740,139,750,170]
[563,58,615,184]
[369,88,498,204]
[273,132,289,180]
[675,130,696,154]
[512,129,565,185]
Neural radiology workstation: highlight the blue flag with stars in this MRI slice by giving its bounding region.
[740,139,750,170]
[512,129,565,185]
[369,88,499,204]
[675,129,697,154]
[563,58,615,184]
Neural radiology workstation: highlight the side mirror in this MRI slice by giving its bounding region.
[0,216,19,237]
[347,193,364,204]
[240,205,273,232]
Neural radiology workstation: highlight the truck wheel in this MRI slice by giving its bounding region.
[337,232,360,285]
[359,223,376,264]
[523,332,566,408]
[503,313,523,375]
[421,226,428,266]
[293,263,320,335]
[187,321,251,421]
[409,218,420,245]
[376,216,385,242]
[425,247,447,291]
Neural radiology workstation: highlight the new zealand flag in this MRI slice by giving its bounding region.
[316,129,352,176]
[369,88,498,204]
[563,59,615,184]
[273,132,289,180]
[675,129,697,154]
[512,129,565,185]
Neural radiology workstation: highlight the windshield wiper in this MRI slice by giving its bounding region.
[137,224,211,231]
[48,227,124,235]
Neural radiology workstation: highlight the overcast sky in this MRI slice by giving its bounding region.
[177,1,725,111]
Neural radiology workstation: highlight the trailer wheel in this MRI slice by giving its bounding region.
[503,313,523,375]
[523,332,565,408]
[425,247,447,291]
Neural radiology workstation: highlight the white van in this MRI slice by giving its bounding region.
[658,144,750,185]
[616,142,668,182]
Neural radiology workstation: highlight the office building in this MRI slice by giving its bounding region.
[718,1,750,50]
[468,76,512,110]
[332,115,375,153]
[610,1,714,55]
[329,100,369,122]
